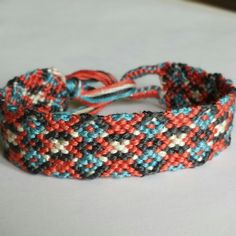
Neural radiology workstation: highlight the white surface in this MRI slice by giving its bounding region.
[0,0,236,236]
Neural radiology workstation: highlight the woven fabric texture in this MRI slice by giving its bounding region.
[0,62,235,179]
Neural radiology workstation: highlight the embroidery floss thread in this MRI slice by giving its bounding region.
[0,62,235,179]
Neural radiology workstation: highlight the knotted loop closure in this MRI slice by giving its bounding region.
[66,70,136,114]
[65,64,169,114]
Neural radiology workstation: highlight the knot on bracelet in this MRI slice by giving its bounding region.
[65,67,163,114]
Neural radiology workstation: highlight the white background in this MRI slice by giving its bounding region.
[0,0,236,235]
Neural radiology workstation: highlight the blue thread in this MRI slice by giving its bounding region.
[53,112,72,121]
[169,164,184,171]
[173,107,192,116]
[81,88,135,104]
[219,95,230,105]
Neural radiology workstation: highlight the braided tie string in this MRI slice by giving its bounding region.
[66,70,135,114]
[65,63,169,114]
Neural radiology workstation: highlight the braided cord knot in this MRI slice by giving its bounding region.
[65,68,164,114]
[64,63,175,114]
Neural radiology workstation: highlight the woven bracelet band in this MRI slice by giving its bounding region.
[0,62,235,179]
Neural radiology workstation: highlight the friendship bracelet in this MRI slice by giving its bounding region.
[0,62,235,179]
